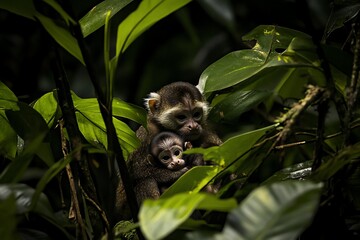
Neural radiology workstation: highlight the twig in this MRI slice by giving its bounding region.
[269,85,325,154]
[51,41,104,238]
[60,119,87,240]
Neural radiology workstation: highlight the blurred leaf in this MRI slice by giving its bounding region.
[32,91,59,128]
[0,0,36,20]
[0,81,19,111]
[42,0,75,25]
[264,161,313,184]
[312,142,360,181]
[209,90,272,122]
[0,113,17,159]
[73,94,141,158]
[0,132,47,183]
[115,0,191,56]
[198,25,323,94]
[36,14,84,65]
[139,193,236,240]
[187,181,322,240]
[160,166,220,198]
[0,193,17,240]
[0,184,73,239]
[324,3,360,39]
[80,0,133,37]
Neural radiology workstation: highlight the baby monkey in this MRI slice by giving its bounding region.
[130,131,191,205]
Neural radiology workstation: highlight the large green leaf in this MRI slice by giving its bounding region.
[139,193,237,240]
[115,0,191,56]
[80,0,134,37]
[187,181,322,240]
[209,90,272,122]
[73,94,142,158]
[198,25,323,94]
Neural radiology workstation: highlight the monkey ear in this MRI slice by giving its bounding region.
[144,92,161,113]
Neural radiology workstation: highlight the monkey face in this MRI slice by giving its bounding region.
[144,82,209,141]
[158,145,186,170]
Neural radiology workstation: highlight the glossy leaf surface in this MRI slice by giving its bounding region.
[80,0,133,37]
[140,193,236,240]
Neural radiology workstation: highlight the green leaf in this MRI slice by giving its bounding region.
[209,90,272,122]
[115,0,192,56]
[324,3,360,39]
[224,181,322,239]
[36,14,84,65]
[73,94,146,126]
[32,91,59,128]
[0,81,19,111]
[5,102,48,146]
[187,125,276,167]
[42,0,75,25]
[198,25,323,94]
[73,95,141,158]
[160,166,220,198]
[0,113,17,159]
[188,181,322,240]
[312,142,360,181]
[80,0,134,37]
[139,193,236,240]
[1,103,48,183]
[0,0,37,20]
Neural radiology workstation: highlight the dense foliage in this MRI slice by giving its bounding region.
[0,0,359,239]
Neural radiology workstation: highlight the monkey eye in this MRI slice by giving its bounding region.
[162,155,170,161]
[174,150,181,156]
[175,114,187,122]
[193,111,202,120]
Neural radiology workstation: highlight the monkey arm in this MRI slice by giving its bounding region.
[150,167,188,184]
[134,178,161,204]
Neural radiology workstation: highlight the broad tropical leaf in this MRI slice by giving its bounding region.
[186,181,322,240]
[198,25,324,97]
[139,193,236,240]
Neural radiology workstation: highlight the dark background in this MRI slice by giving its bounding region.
[0,0,333,106]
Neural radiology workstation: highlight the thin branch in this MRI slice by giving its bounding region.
[60,119,87,240]
[51,41,104,238]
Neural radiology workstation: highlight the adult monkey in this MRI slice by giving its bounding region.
[138,81,222,153]
[115,82,222,219]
